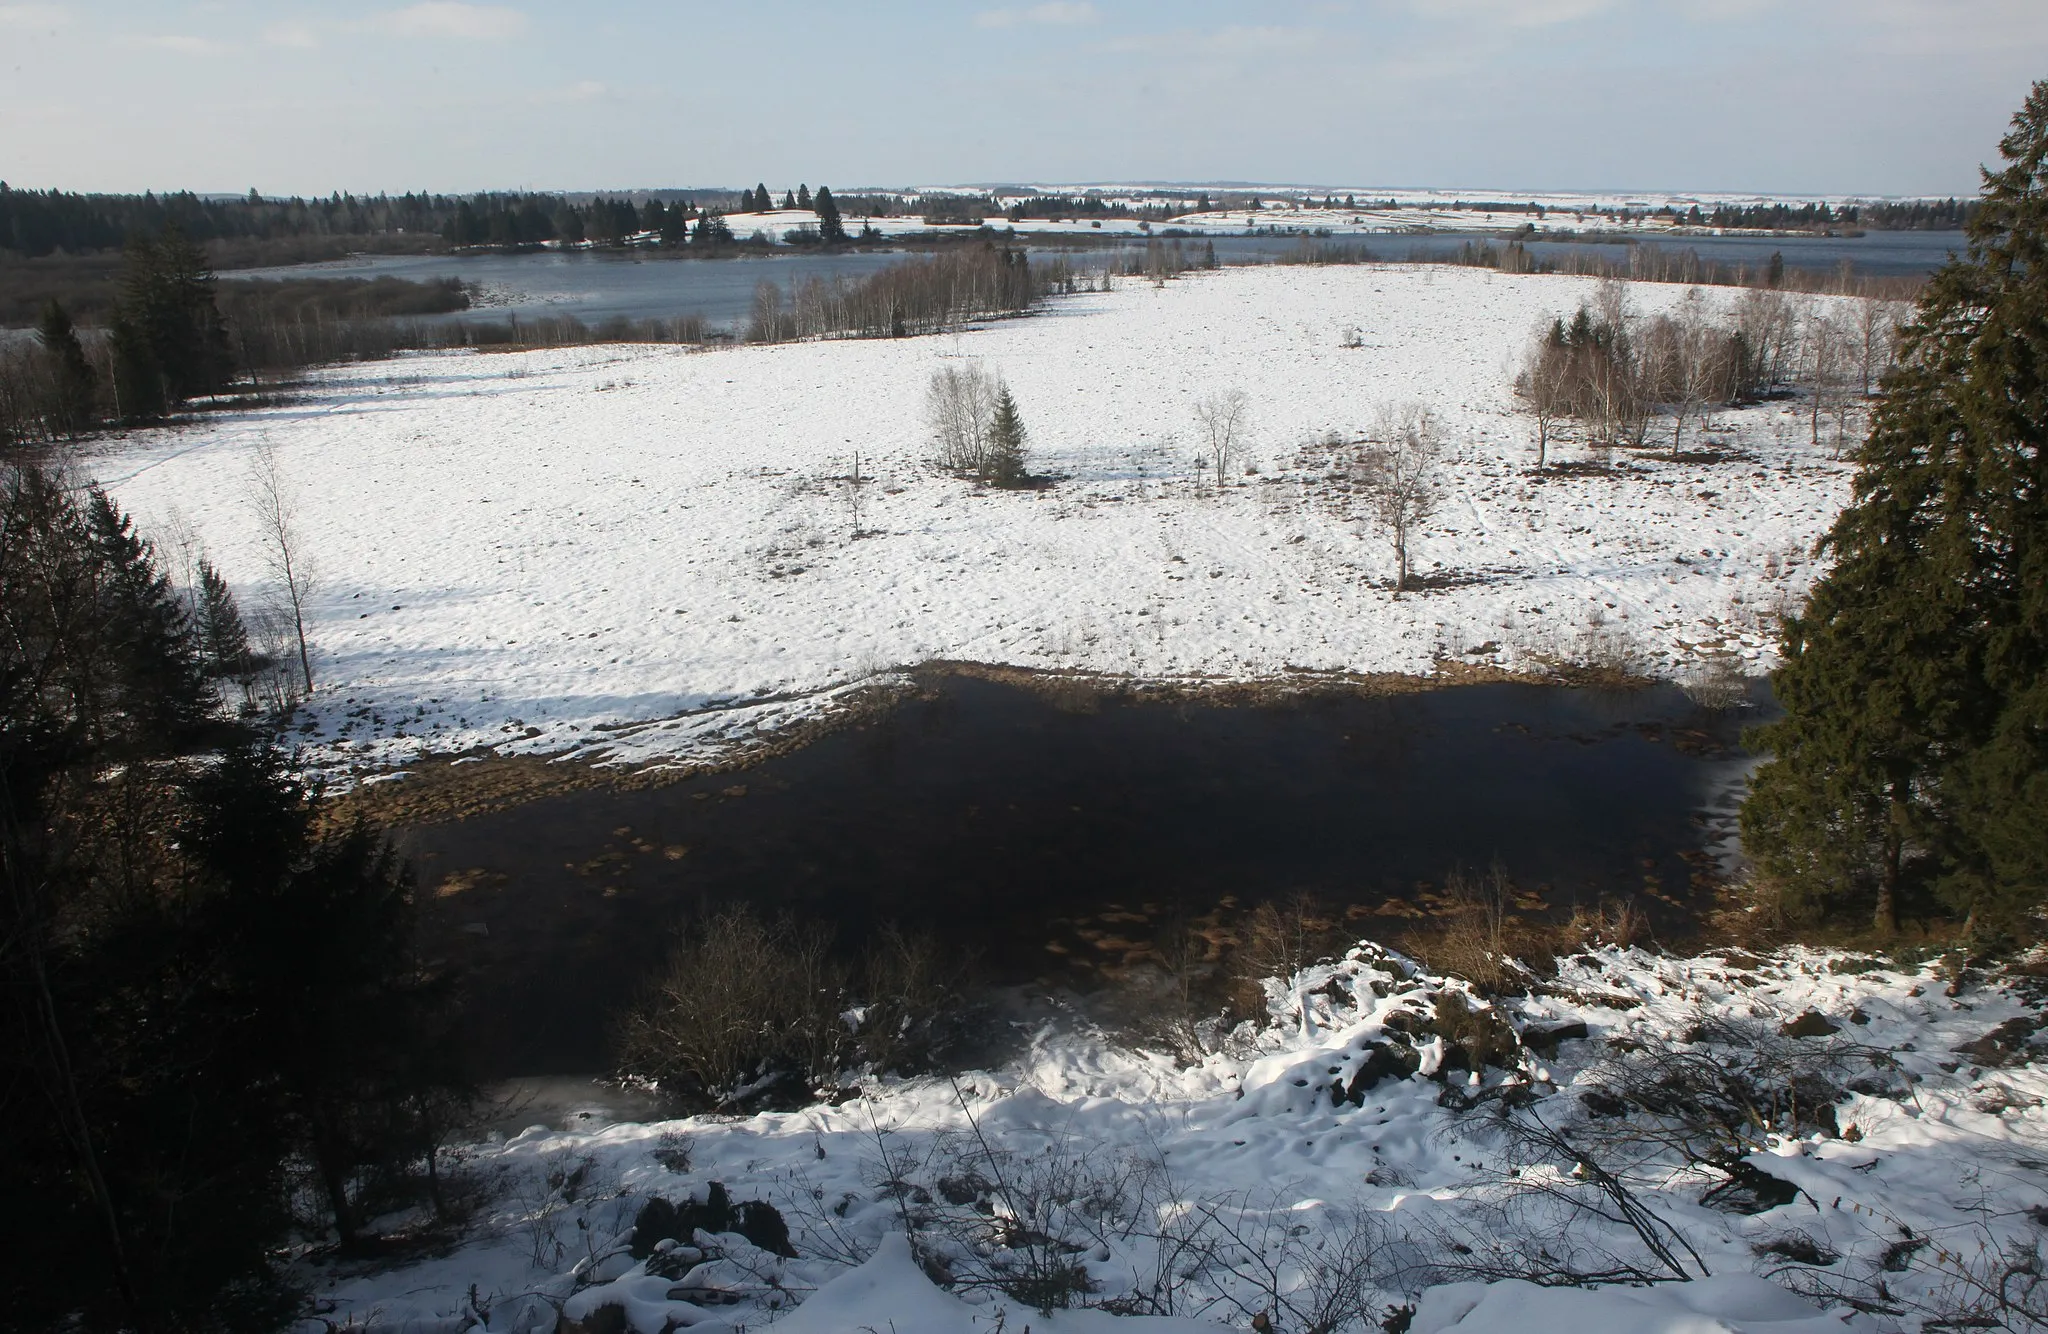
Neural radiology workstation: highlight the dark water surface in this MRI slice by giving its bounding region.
[410,676,1768,1078]
[226,230,1960,333]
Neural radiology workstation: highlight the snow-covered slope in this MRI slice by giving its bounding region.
[302,944,2048,1333]
[96,264,1855,777]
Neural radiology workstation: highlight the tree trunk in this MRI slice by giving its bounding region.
[308,1111,359,1248]
[1875,795,1905,936]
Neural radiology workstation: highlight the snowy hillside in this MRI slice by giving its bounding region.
[96,263,1857,778]
[299,943,2048,1333]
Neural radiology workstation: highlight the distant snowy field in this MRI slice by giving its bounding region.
[734,202,1684,241]
[98,264,1857,775]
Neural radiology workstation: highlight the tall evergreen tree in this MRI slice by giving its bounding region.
[196,559,259,704]
[797,183,812,209]
[660,203,693,248]
[694,211,734,246]
[35,298,99,437]
[752,182,770,212]
[985,385,1029,487]
[814,185,847,245]
[1742,80,2048,937]
[108,226,232,414]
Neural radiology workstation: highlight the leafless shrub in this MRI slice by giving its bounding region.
[1182,1195,1399,1333]
[1423,1109,1708,1288]
[855,924,975,1075]
[1406,862,1522,993]
[1232,893,1341,1016]
[1767,1190,2048,1330]
[616,910,976,1108]
[614,905,848,1109]
[1565,611,1644,684]
[1679,655,1751,710]
[1572,1015,1881,1169]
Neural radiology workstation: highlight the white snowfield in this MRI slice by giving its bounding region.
[98,263,1856,779]
[727,203,1682,242]
[300,944,2048,1333]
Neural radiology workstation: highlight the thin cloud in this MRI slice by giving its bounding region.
[976,3,1099,30]
[1419,0,1617,27]
[533,79,607,104]
[262,21,319,49]
[0,4,68,29]
[380,3,530,40]
[134,33,234,55]
[1094,24,1321,56]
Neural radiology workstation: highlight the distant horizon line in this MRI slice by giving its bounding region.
[38,180,1975,207]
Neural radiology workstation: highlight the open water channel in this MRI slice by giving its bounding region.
[228,229,1963,334]
[409,673,1771,1079]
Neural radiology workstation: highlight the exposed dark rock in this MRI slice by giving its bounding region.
[1432,991,1521,1073]
[1779,1010,1840,1038]
[1520,1020,1590,1057]
[629,1182,796,1260]
[555,1304,627,1334]
[1335,1042,1421,1106]
[1701,1161,1802,1214]
[1953,1016,2041,1068]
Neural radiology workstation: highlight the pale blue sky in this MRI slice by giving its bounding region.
[2,1,2042,197]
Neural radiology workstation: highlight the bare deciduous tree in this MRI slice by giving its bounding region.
[1801,314,1850,453]
[1854,297,1907,397]
[925,363,998,476]
[1353,405,1443,595]
[249,439,314,695]
[1192,389,1250,486]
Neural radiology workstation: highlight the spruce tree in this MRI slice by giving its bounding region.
[694,211,734,246]
[109,225,232,411]
[35,298,98,437]
[985,385,1029,487]
[196,559,261,706]
[797,183,812,209]
[814,185,847,244]
[1742,80,2048,936]
[753,182,770,212]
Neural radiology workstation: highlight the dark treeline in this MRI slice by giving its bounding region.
[1,183,457,257]
[1,470,468,1328]
[0,182,879,262]
[0,234,1083,447]
[1272,233,1924,301]
[1694,199,1979,232]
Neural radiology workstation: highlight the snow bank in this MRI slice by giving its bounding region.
[298,943,2045,1334]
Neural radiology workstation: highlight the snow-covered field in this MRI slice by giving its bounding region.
[300,943,2048,1333]
[96,263,1855,778]
[728,202,1684,242]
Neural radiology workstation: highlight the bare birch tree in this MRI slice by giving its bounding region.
[1854,298,1906,397]
[250,439,315,694]
[925,364,999,476]
[1802,315,1849,452]
[1354,405,1442,596]
[1192,389,1250,486]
